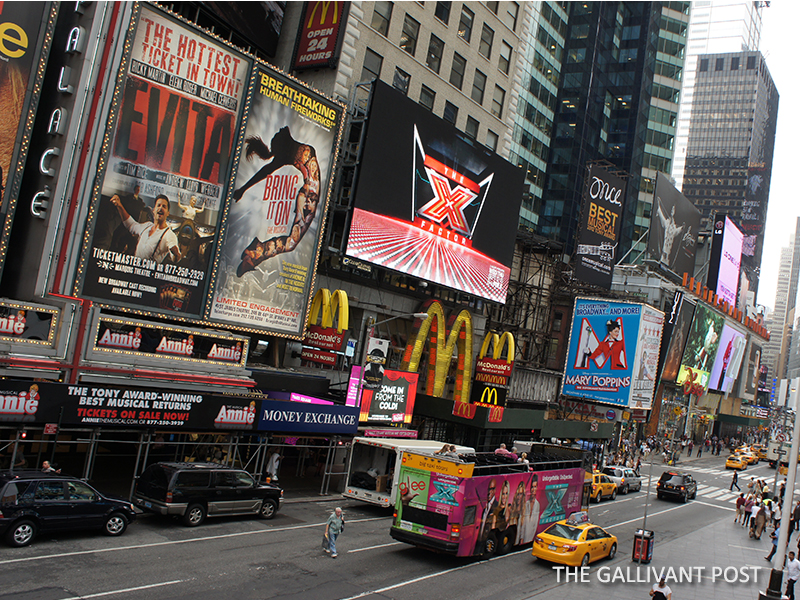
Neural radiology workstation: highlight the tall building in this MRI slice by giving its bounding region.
[680,50,778,295]
[671,0,764,190]
[762,244,794,382]
[510,1,689,258]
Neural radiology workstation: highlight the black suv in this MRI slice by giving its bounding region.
[0,470,136,547]
[656,471,697,503]
[133,462,283,527]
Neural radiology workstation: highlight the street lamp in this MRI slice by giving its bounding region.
[354,312,428,413]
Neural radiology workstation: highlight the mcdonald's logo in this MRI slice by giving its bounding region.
[400,299,473,404]
[479,387,498,406]
[307,1,341,27]
[476,331,515,378]
[304,289,349,354]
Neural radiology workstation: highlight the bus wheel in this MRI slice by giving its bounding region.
[483,532,499,558]
[498,528,515,555]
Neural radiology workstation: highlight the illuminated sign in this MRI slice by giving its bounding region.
[301,288,349,365]
[470,331,514,422]
[291,1,350,71]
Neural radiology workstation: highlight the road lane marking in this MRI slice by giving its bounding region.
[348,542,403,553]
[0,516,388,565]
[59,580,188,599]
[729,544,763,551]
[692,499,735,511]
[704,490,726,498]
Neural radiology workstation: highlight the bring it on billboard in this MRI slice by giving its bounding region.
[345,81,524,304]
[562,298,664,408]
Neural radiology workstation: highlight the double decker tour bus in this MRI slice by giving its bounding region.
[390,444,592,557]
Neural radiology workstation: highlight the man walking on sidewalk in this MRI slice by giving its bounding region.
[766,525,781,561]
[787,550,800,600]
[730,469,741,492]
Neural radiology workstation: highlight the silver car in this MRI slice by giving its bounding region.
[601,466,642,494]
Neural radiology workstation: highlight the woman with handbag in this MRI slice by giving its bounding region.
[324,507,345,558]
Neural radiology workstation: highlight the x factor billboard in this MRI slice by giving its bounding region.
[78,4,251,318]
[345,81,523,303]
[646,173,701,277]
[562,298,661,408]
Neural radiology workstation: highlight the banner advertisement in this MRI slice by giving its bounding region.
[0,380,257,430]
[629,305,664,410]
[349,366,419,423]
[0,300,59,346]
[346,81,523,304]
[91,315,248,368]
[291,1,350,71]
[646,172,701,277]
[208,64,343,335]
[257,398,359,434]
[708,323,747,394]
[739,340,762,397]
[363,337,390,390]
[659,294,695,383]
[573,165,627,288]
[80,5,251,317]
[676,303,726,394]
[707,216,744,307]
[0,3,55,277]
[562,298,644,407]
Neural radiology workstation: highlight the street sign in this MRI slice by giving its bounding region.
[590,421,598,432]
[777,450,788,456]
[778,433,786,442]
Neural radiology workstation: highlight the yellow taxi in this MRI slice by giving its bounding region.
[752,445,767,461]
[532,512,618,567]
[590,473,617,502]
[739,451,758,465]
[726,454,748,470]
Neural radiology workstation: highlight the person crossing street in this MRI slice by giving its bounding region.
[731,469,741,492]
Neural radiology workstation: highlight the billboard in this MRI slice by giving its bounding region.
[345,81,524,304]
[707,216,744,307]
[630,305,664,410]
[291,1,350,70]
[347,366,419,424]
[676,303,726,394]
[659,292,696,383]
[573,165,627,288]
[79,4,251,317]
[646,172,700,276]
[208,64,343,335]
[707,322,747,394]
[738,340,762,397]
[0,3,55,278]
[469,332,514,422]
[562,298,646,407]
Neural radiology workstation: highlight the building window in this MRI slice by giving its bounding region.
[486,129,499,152]
[487,1,499,14]
[715,57,724,71]
[465,116,479,139]
[491,85,505,118]
[371,1,393,36]
[699,58,708,72]
[426,34,444,73]
[419,85,436,111]
[434,1,451,25]
[449,52,467,89]
[361,48,383,81]
[443,101,458,124]
[458,6,474,42]
[471,69,487,104]
[400,14,420,56]
[503,2,519,31]
[747,55,756,69]
[479,23,494,59]
[731,56,739,71]
[499,41,512,74]
[393,68,410,95]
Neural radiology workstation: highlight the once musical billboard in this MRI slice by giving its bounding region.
[646,172,701,277]
[574,165,627,288]
[345,81,524,304]
[707,215,744,307]
[79,4,251,317]
[562,298,659,408]
[208,64,343,335]
[676,303,726,394]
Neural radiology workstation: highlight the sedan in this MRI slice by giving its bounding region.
[532,518,618,567]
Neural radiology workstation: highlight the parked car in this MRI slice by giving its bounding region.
[0,470,136,547]
[601,466,642,494]
[532,511,617,567]
[656,471,697,503]
[590,473,617,502]
[133,462,283,527]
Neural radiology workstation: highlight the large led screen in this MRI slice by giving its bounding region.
[676,303,726,393]
[707,323,747,394]
[345,81,524,304]
[646,172,701,277]
[738,340,762,397]
[707,216,744,307]
[659,293,695,383]
[79,4,251,317]
[562,298,646,407]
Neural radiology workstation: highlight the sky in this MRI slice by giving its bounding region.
[754,2,798,311]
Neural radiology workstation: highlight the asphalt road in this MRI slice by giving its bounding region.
[0,455,779,600]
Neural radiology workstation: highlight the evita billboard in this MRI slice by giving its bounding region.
[562,298,663,408]
[345,81,524,304]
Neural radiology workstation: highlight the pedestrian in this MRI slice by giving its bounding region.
[324,507,345,558]
[650,576,673,600]
[775,503,783,529]
[744,496,755,528]
[755,504,768,540]
[266,450,282,482]
[787,550,800,600]
[766,525,781,561]
[793,501,800,531]
[697,444,703,459]
[735,493,746,524]
[731,470,741,492]
[688,440,694,457]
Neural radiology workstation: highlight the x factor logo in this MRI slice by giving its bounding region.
[412,126,493,239]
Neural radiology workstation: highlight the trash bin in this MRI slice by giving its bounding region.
[632,529,654,563]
